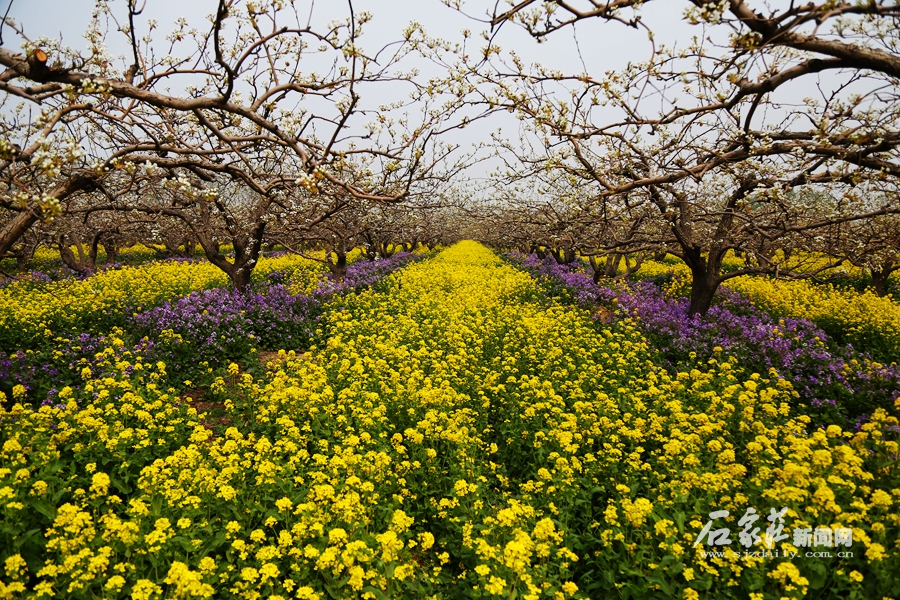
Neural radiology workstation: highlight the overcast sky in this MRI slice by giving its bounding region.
[6,0,688,68]
[2,0,695,184]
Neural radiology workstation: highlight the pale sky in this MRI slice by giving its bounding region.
[0,0,701,185]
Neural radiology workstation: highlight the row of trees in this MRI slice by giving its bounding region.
[6,191,462,281]
[468,188,900,296]
[2,1,899,310]
[0,0,475,286]
[450,0,900,312]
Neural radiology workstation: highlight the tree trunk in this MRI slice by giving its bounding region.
[550,248,577,264]
[377,242,395,259]
[231,265,253,289]
[684,249,725,316]
[103,240,118,264]
[327,250,348,281]
[0,210,40,259]
[687,270,718,317]
[604,254,623,277]
[202,256,253,291]
[58,234,94,274]
[620,253,644,280]
[0,174,99,258]
[870,265,897,297]
[71,233,89,267]
[58,235,80,272]
[588,256,603,283]
[15,251,28,273]
[89,232,102,266]
[196,223,265,292]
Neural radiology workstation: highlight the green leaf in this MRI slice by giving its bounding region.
[646,576,672,596]
[360,587,390,600]
[806,560,829,589]
[673,511,685,535]
[29,499,56,520]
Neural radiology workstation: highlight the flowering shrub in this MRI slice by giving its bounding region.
[0,242,897,599]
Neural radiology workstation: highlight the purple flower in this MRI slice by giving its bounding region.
[130,251,423,378]
[506,252,900,426]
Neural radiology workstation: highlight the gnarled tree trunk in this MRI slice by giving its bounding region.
[326,249,348,281]
[102,239,119,264]
[683,247,728,317]
[0,174,100,259]
[196,222,266,291]
[58,233,95,274]
[15,251,28,273]
[376,242,395,259]
[0,211,40,260]
[550,247,577,264]
[871,264,898,297]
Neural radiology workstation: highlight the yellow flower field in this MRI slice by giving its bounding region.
[0,242,897,599]
[726,278,900,361]
[0,253,326,350]
[632,259,900,362]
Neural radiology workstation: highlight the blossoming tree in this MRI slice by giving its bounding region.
[454,0,900,314]
[0,0,470,287]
